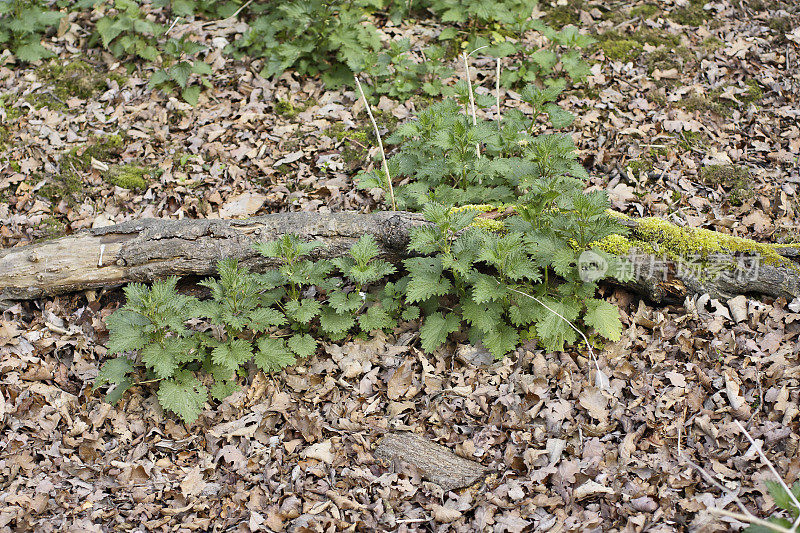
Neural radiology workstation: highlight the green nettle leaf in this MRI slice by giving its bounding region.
[401,306,420,321]
[285,298,322,323]
[404,257,452,303]
[358,304,394,332]
[287,333,317,358]
[535,299,581,352]
[157,370,208,424]
[141,342,178,380]
[764,480,800,516]
[319,305,356,340]
[210,380,241,401]
[482,322,520,359]
[255,337,296,373]
[419,311,461,353]
[348,234,381,264]
[212,338,253,373]
[248,307,286,332]
[584,299,623,342]
[181,85,201,106]
[95,356,134,390]
[328,291,363,314]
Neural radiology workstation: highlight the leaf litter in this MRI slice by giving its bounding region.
[1,0,800,531]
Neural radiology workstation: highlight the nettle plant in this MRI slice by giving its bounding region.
[0,0,63,61]
[148,35,212,105]
[359,80,584,209]
[229,0,382,87]
[94,0,164,61]
[97,234,404,423]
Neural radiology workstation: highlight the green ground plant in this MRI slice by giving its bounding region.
[744,480,800,532]
[0,0,62,61]
[94,0,164,61]
[148,35,212,105]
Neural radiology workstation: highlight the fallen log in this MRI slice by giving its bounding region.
[374,432,490,491]
[0,211,798,307]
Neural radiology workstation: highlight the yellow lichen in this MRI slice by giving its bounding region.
[593,216,799,270]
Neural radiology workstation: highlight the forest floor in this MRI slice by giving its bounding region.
[1,0,800,531]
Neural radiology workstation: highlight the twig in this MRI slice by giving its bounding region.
[708,508,795,533]
[354,76,396,211]
[462,46,489,160]
[495,58,501,128]
[506,286,608,389]
[735,420,800,530]
[165,16,181,35]
[200,0,255,28]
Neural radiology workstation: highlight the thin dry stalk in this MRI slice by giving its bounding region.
[354,76,396,211]
[735,420,800,530]
[462,52,479,159]
[495,59,501,127]
[708,508,795,533]
[506,286,608,390]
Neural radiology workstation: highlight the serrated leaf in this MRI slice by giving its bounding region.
[95,356,134,390]
[285,299,321,323]
[210,380,240,401]
[248,307,286,332]
[358,304,394,332]
[319,305,355,339]
[181,85,201,106]
[764,480,800,515]
[255,337,296,373]
[287,333,316,358]
[403,257,452,303]
[481,322,519,359]
[401,306,420,321]
[419,311,461,353]
[535,298,580,352]
[141,342,178,380]
[211,338,253,373]
[584,299,622,342]
[157,371,208,424]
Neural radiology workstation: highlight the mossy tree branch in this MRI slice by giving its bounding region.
[1,211,797,307]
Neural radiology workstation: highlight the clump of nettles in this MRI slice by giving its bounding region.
[96,234,401,423]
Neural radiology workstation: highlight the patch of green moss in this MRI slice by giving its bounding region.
[594,215,799,270]
[630,4,659,19]
[670,0,711,26]
[626,158,654,176]
[32,216,67,242]
[701,37,723,51]
[274,98,307,118]
[742,79,764,105]
[645,46,693,73]
[328,123,371,171]
[700,165,753,205]
[36,60,125,100]
[38,173,84,205]
[104,164,151,190]
[675,130,707,151]
[599,38,641,61]
[768,16,791,35]
[595,29,680,62]
[25,92,66,111]
[542,0,584,27]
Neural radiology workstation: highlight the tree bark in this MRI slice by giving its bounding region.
[374,432,490,491]
[1,211,798,307]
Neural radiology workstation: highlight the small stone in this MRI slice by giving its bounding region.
[728,295,748,323]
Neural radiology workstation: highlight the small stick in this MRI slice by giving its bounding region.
[354,76,396,211]
[707,508,794,533]
[507,286,607,389]
[463,46,489,159]
[495,58,501,128]
[735,420,800,529]
[166,17,181,35]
